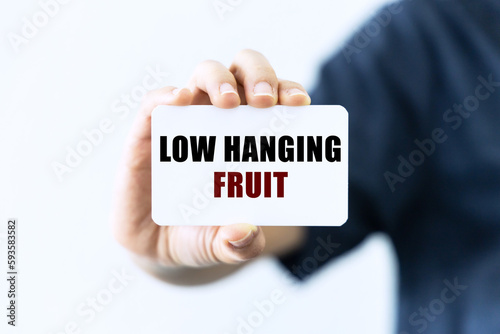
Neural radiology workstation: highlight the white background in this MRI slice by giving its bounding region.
[0,0,398,333]
[151,106,349,226]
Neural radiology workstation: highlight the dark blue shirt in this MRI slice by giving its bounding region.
[279,0,500,332]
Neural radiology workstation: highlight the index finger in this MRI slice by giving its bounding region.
[230,49,279,108]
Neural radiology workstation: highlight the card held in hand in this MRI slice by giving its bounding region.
[151,105,348,226]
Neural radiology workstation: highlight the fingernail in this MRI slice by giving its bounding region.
[253,82,274,97]
[228,225,258,249]
[172,88,181,95]
[287,88,308,97]
[220,83,238,95]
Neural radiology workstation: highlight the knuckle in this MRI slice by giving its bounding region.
[253,64,272,74]
[142,88,157,103]
[142,86,172,103]
[251,66,278,84]
[143,88,154,97]
[196,59,221,72]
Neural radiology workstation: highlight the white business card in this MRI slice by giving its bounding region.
[151,105,348,226]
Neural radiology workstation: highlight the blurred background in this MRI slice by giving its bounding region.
[1,0,398,333]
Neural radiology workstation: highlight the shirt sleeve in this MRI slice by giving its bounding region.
[278,1,429,280]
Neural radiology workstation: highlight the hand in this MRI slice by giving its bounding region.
[111,49,309,269]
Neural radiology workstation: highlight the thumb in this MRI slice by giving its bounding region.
[212,223,265,264]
